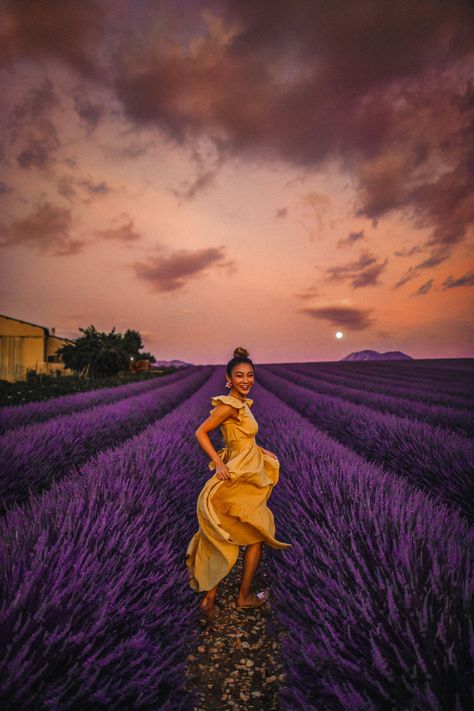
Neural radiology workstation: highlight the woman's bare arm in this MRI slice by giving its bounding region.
[194,404,239,467]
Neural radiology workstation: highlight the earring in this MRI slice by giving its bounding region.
[225,381,231,388]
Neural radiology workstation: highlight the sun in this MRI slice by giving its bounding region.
[336,331,343,339]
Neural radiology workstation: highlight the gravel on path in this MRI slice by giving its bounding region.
[185,546,289,710]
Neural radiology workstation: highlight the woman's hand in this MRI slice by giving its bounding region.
[215,461,232,480]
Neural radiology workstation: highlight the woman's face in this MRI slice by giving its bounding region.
[227,363,254,397]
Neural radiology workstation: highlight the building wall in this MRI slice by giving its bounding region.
[0,315,74,382]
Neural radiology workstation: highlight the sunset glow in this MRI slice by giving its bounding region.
[1,1,473,363]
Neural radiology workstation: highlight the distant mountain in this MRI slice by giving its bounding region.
[341,350,413,361]
[152,359,192,368]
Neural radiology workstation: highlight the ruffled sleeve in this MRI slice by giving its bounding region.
[209,394,246,420]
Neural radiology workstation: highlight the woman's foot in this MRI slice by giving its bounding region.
[199,593,219,619]
[236,590,270,608]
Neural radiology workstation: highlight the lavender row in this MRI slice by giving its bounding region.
[0,366,195,435]
[328,358,474,387]
[0,365,212,515]
[421,358,474,374]
[285,361,472,409]
[299,358,474,392]
[282,362,473,408]
[251,383,473,710]
[314,361,473,397]
[0,368,224,709]
[267,364,474,436]
[257,366,474,524]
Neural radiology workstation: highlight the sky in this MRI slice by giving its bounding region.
[0,0,473,364]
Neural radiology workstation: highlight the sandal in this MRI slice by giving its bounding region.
[236,590,270,609]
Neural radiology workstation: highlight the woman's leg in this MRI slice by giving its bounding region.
[237,542,263,603]
[200,583,218,616]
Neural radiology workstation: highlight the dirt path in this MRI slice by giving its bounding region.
[185,546,288,710]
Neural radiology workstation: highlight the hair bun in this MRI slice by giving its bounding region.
[233,346,249,358]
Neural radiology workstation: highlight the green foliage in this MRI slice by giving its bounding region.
[57,325,153,378]
[0,368,181,407]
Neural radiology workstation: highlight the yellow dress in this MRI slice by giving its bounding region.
[185,394,292,592]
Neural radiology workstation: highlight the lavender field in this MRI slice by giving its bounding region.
[1,358,472,710]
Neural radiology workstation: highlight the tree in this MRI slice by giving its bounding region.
[121,329,155,363]
[57,325,153,378]
[122,329,143,357]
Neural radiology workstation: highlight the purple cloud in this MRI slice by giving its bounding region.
[0,201,84,255]
[132,246,234,292]
[299,305,376,330]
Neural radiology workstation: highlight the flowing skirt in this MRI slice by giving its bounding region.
[185,444,292,592]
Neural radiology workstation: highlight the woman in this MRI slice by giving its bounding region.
[185,347,292,619]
